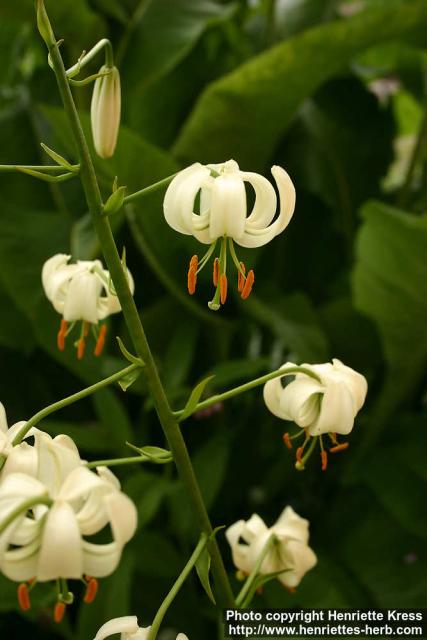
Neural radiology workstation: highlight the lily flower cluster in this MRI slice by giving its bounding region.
[163,160,295,310]
[263,359,368,470]
[0,403,137,622]
[94,616,189,640]
[226,506,317,590]
[42,254,134,359]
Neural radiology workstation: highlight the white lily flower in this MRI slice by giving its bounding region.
[91,65,121,159]
[94,617,189,640]
[0,403,36,481]
[42,253,134,359]
[226,506,317,590]
[263,359,368,470]
[163,160,295,310]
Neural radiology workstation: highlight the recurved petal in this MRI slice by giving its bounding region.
[58,466,106,502]
[163,164,210,235]
[278,539,317,588]
[41,254,70,298]
[1,537,40,582]
[274,506,310,544]
[279,378,323,428]
[94,616,142,640]
[241,171,277,229]
[308,380,355,436]
[225,520,252,573]
[37,502,83,581]
[331,359,368,412]
[0,403,8,434]
[263,377,287,419]
[105,491,137,545]
[0,443,38,481]
[82,540,122,577]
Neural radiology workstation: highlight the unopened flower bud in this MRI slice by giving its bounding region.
[91,66,121,159]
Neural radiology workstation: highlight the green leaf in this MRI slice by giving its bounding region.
[195,544,216,604]
[353,201,427,369]
[118,366,142,391]
[174,0,427,168]
[122,0,237,89]
[178,375,215,422]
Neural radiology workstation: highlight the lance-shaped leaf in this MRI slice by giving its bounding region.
[195,543,215,605]
[178,375,215,422]
[126,442,173,464]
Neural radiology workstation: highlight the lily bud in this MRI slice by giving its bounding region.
[91,66,121,159]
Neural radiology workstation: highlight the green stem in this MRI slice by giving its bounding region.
[235,534,276,607]
[65,38,114,77]
[174,366,321,420]
[86,455,156,469]
[40,3,234,608]
[0,496,52,536]
[398,101,427,209]
[0,164,78,173]
[148,535,209,640]
[123,173,178,204]
[10,363,140,447]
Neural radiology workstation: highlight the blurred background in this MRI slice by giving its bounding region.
[0,0,427,638]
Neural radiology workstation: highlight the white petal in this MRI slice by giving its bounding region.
[263,377,287,419]
[35,432,81,497]
[82,540,122,577]
[41,254,71,300]
[94,616,140,640]
[176,635,189,640]
[59,466,106,502]
[331,359,368,412]
[208,172,247,241]
[63,270,103,323]
[0,443,38,481]
[274,506,310,544]
[37,502,83,581]
[278,539,317,588]
[0,403,8,434]
[238,166,295,248]
[308,380,355,436]
[241,171,277,229]
[97,466,121,490]
[163,164,210,235]
[279,378,323,427]
[1,537,40,582]
[105,491,137,545]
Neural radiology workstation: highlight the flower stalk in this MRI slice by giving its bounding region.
[38,1,234,608]
[235,534,276,607]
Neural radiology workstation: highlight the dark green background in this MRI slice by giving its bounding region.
[0,0,426,638]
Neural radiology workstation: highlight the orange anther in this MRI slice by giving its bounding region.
[220,274,228,304]
[237,262,246,292]
[283,433,293,449]
[17,583,31,611]
[83,577,98,604]
[241,269,254,300]
[284,585,296,594]
[189,255,198,270]
[329,442,349,454]
[77,337,85,360]
[321,450,328,471]
[213,258,219,287]
[94,325,107,357]
[187,266,197,295]
[54,601,66,623]
[57,319,68,351]
[296,446,304,463]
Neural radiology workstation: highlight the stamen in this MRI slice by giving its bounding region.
[241,270,255,300]
[321,450,328,471]
[213,258,219,287]
[220,274,228,304]
[329,432,339,446]
[83,577,98,604]
[237,262,246,293]
[17,583,31,611]
[54,601,66,623]
[329,442,349,454]
[57,319,68,351]
[83,321,90,337]
[190,255,198,271]
[94,325,107,357]
[296,446,304,463]
[187,265,197,295]
[283,433,293,449]
[77,337,85,360]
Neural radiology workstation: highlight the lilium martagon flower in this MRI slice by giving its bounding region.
[263,359,368,471]
[42,253,134,359]
[94,616,189,640]
[163,160,295,310]
[226,506,317,592]
[0,434,137,623]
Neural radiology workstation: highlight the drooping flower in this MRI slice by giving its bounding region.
[263,359,368,470]
[42,254,134,359]
[91,65,121,158]
[163,160,295,310]
[0,403,35,481]
[226,506,317,590]
[94,616,189,640]
[0,431,137,621]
